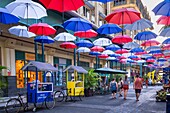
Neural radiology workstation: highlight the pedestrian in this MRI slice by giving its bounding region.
[118,78,123,97]
[145,78,148,88]
[133,75,143,101]
[123,75,129,100]
[110,78,118,99]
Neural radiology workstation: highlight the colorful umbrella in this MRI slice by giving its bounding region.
[76,40,93,48]
[102,50,115,55]
[54,32,76,42]
[112,35,132,44]
[62,17,92,32]
[0,8,19,24]
[130,48,144,53]
[89,51,101,56]
[105,44,120,51]
[106,57,116,61]
[162,38,170,44]
[34,36,54,44]
[134,31,157,41]
[136,60,146,64]
[74,29,97,38]
[40,0,84,12]
[97,23,122,34]
[88,0,113,3]
[160,27,170,37]
[29,23,56,35]
[157,16,170,25]
[118,56,126,59]
[98,54,109,59]
[115,49,129,54]
[53,24,68,35]
[90,46,105,52]
[135,51,147,55]
[149,50,162,54]
[153,53,164,58]
[141,40,160,47]
[157,58,167,62]
[123,42,139,49]
[146,59,155,63]
[76,47,91,53]
[93,38,112,46]
[146,46,161,51]
[110,54,121,57]
[162,44,170,50]
[60,42,77,49]
[128,55,138,59]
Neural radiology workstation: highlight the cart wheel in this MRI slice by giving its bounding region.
[45,95,55,109]
[79,91,85,101]
[54,91,64,102]
[33,107,36,112]
[5,98,22,113]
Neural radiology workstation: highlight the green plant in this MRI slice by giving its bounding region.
[114,74,125,82]
[143,74,149,81]
[0,66,7,97]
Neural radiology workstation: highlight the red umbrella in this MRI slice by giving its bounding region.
[146,59,155,63]
[153,53,164,58]
[98,54,109,59]
[39,0,84,12]
[91,46,105,52]
[118,56,126,59]
[157,16,170,25]
[132,57,141,61]
[141,40,160,47]
[165,55,170,59]
[105,8,141,25]
[60,42,77,49]
[112,35,132,44]
[162,44,170,50]
[115,49,129,54]
[74,29,98,38]
[135,51,147,55]
[29,23,56,35]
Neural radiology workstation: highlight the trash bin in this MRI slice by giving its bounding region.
[166,94,170,113]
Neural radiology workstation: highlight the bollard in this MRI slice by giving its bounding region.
[166,94,170,113]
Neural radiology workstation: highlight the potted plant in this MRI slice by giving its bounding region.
[0,66,7,97]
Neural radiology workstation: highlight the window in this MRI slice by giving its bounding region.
[130,0,135,3]
[113,0,127,6]
[83,6,90,20]
[99,18,103,26]
[79,61,89,67]
[91,14,95,24]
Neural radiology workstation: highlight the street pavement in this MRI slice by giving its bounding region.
[0,85,166,113]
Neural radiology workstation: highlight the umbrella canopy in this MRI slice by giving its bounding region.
[153,53,164,58]
[94,67,128,74]
[157,58,167,62]
[6,0,47,19]
[62,17,92,32]
[128,55,138,59]
[127,59,135,63]
[141,40,160,47]
[162,38,170,44]
[74,29,97,38]
[162,44,170,50]
[40,0,84,12]
[76,47,91,53]
[160,27,170,37]
[88,0,113,3]
[53,24,68,35]
[130,48,144,53]
[136,60,146,64]
[90,46,105,52]
[123,42,139,49]
[135,51,147,55]
[102,50,115,55]
[112,35,132,44]
[29,23,56,35]
[152,0,170,16]
[146,46,161,51]
[163,50,170,54]
[8,25,36,38]
[115,49,129,54]
[124,18,153,30]
[134,31,157,41]
[110,54,121,57]
[89,51,101,56]
[105,8,141,25]
[76,40,93,48]
[106,57,116,61]
[59,42,77,49]
[93,38,112,46]
[105,44,120,51]
[0,8,19,24]
[97,23,122,34]
[157,16,170,25]
[118,56,126,59]
[98,54,109,59]
[34,36,54,44]
[54,32,76,41]
[149,50,162,54]
[146,59,155,63]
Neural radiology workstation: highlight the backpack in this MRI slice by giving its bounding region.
[110,82,116,90]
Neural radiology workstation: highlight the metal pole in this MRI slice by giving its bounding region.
[74,49,76,66]
[77,52,80,66]
[34,42,38,61]
[42,43,44,62]
[96,56,98,69]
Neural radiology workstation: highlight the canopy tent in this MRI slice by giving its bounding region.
[63,65,88,74]
[94,67,128,74]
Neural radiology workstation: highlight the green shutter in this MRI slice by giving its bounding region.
[54,57,59,64]
[15,51,25,60]
[66,59,72,67]
[37,54,45,62]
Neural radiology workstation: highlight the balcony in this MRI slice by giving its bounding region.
[113,0,127,6]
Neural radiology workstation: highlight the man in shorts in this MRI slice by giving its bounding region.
[133,75,143,101]
[110,79,118,99]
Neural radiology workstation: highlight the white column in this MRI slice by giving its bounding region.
[10,49,15,76]
[47,55,53,66]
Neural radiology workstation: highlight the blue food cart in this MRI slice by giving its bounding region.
[22,61,58,111]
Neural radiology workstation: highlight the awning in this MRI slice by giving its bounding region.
[85,1,95,9]
[94,67,128,74]
[21,61,58,72]
[99,12,106,19]
[63,65,88,74]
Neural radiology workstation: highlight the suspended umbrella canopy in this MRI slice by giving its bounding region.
[146,46,161,51]
[8,25,36,38]
[53,24,68,35]
[132,57,141,61]
[124,18,153,30]
[122,53,134,58]
[130,48,144,53]
[40,0,84,12]
[146,59,155,63]
[152,0,170,16]
[162,38,170,44]
[134,31,157,41]
[118,56,126,59]
[157,16,170,25]
[165,55,170,59]
[112,35,132,44]
[160,27,170,37]
[149,50,162,54]
[97,23,122,34]
[105,8,141,25]
[105,44,120,51]
[76,40,93,48]
[88,0,113,3]
[62,17,92,32]
[128,55,138,59]
[141,40,160,47]
[6,0,47,19]
[98,54,109,59]
[153,53,164,58]
[34,36,54,44]
[110,53,121,57]
[29,23,56,35]
[115,49,129,54]
[90,46,105,52]
[162,44,170,50]
[76,47,91,53]
[127,59,135,63]
[157,58,167,62]
[102,50,115,55]
[89,51,101,56]
[135,51,147,55]
[60,42,77,49]
[54,32,76,42]
[74,29,98,38]
[0,8,19,24]
[163,50,170,54]
[106,57,116,61]
[93,38,112,46]
[123,42,139,49]
[136,60,146,64]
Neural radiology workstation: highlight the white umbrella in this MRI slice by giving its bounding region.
[106,57,116,61]
[93,38,112,46]
[136,60,146,64]
[6,0,47,19]
[102,50,115,55]
[9,25,36,38]
[76,47,91,53]
[54,32,76,41]
[123,42,139,49]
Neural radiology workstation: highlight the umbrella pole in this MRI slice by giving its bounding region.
[42,43,44,62]
[35,41,38,61]
[77,52,80,66]
[96,56,98,69]
[74,49,76,66]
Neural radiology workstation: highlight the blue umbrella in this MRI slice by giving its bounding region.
[110,54,121,57]
[146,46,161,51]
[0,8,19,24]
[105,44,120,51]
[127,59,135,63]
[160,27,170,37]
[145,56,156,60]
[88,0,113,3]
[76,40,93,47]
[89,51,101,56]
[62,17,92,32]
[149,50,162,54]
[134,31,157,41]
[124,18,153,30]
[123,42,139,49]
[162,38,170,44]
[128,55,138,59]
[97,23,122,34]
[157,58,167,62]
[130,48,144,53]
[152,0,170,16]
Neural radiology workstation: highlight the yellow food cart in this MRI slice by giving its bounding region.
[63,65,88,101]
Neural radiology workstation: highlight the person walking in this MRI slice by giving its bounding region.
[123,75,129,100]
[110,78,118,99]
[133,75,143,101]
[118,78,123,97]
